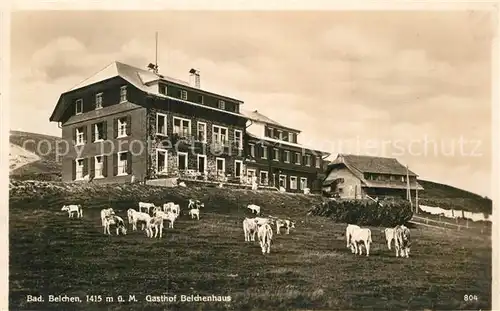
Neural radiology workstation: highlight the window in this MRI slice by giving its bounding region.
[300,177,307,190]
[197,155,206,174]
[390,175,395,181]
[401,176,406,182]
[75,99,83,115]
[173,117,191,137]
[157,149,168,174]
[159,84,167,95]
[198,95,204,104]
[177,152,188,170]
[288,133,293,142]
[247,169,256,184]
[197,122,207,143]
[277,130,283,140]
[284,150,290,163]
[218,100,225,110]
[95,93,103,109]
[180,90,187,100]
[93,123,105,142]
[260,171,268,185]
[213,125,228,144]
[262,146,268,159]
[75,127,85,145]
[156,113,168,136]
[234,130,243,149]
[305,154,312,166]
[279,175,287,188]
[216,157,225,175]
[316,156,321,168]
[234,160,243,177]
[249,144,255,157]
[117,152,128,176]
[290,176,298,190]
[295,152,301,165]
[117,117,127,138]
[273,148,279,161]
[94,156,104,178]
[75,158,84,180]
[120,86,127,103]
[268,127,274,138]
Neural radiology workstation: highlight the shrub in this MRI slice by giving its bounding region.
[308,197,414,227]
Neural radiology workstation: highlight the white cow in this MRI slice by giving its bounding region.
[61,205,83,218]
[345,224,361,250]
[100,208,115,228]
[243,218,258,242]
[257,223,273,254]
[384,227,396,250]
[247,204,261,215]
[164,204,180,217]
[131,211,152,231]
[138,202,155,214]
[145,216,164,238]
[349,227,372,256]
[127,208,137,225]
[189,207,200,220]
[154,210,177,229]
[103,215,127,235]
[275,219,295,235]
[394,225,411,258]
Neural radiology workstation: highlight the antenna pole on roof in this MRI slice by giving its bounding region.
[155,31,159,74]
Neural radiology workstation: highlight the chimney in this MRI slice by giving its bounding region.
[189,68,200,88]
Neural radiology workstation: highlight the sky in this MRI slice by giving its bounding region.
[9,10,494,197]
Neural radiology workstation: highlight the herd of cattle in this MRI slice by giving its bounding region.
[60,201,412,257]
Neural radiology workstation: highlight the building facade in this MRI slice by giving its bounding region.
[242,110,329,193]
[50,61,246,183]
[322,154,424,199]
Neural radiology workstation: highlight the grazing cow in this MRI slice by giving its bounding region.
[384,227,396,250]
[257,223,273,254]
[61,205,83,218]
[154,210,177,229]
[164,204,180,217]
[138,202,155,214]
[189,206,200,220]
[247,204,261,215]
[349,227,372,256]
[345,224,361,250]
[131,211,152,231]
[394,225,411,258]
[100,208,115,227]
[146,216,164,238]
[243,218,258,242]
[103,215,127,235]
[275,219,295,235]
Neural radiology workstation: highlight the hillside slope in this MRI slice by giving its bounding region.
[9,130,62,180]
[8,131,492,213]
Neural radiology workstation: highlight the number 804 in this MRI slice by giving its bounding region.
[464,294,478,302]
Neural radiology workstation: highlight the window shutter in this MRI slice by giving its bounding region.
[82,125,87,143]
[113,153,118,176]
[72,160,76,180]
[90,157,95,178]
[72,128,76,143]
[83,158,88,176]
[127,151,132,174]
[103,155,108,177]
[102,121,107,140]
[91,124,96,142]
[113,118,118,138]
[126,115,132,136]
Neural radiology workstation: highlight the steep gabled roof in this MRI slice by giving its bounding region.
[241,109,301,133]
[327,154,418,177]
[50,61,244,122]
